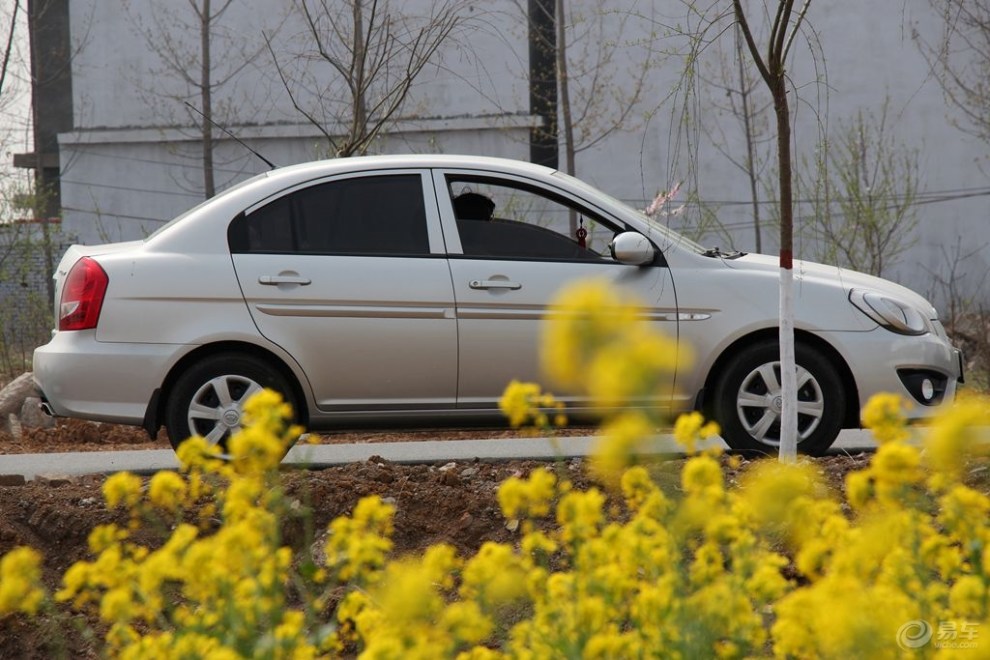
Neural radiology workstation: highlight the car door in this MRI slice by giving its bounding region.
[229,170,458,411]
[433,169,681,413]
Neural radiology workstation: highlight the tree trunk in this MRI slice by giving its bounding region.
[555,0,577,236]
[350,0,368,157]
[200,0,215,198]
[773,75,798,461]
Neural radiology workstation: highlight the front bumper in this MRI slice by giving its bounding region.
[826,326,963,421]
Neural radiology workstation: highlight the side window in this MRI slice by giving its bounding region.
[229,174,429,256]
[447,177,620,262]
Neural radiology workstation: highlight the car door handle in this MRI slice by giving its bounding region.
[469,279,522,290]
[259,275,312,286]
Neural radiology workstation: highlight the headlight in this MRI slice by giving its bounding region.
[849,289,929,336]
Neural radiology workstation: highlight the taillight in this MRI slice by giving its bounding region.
[59,257,109,331]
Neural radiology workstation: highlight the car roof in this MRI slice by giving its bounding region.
[145,155,561,248]
[259,154,558,184]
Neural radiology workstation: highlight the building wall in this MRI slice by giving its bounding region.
[0,222,71,370]
[56,0,989,308]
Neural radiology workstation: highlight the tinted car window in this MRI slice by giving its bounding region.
[447,176,619,262]
[229,174,429,255]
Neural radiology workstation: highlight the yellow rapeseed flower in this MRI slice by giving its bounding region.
[620,465,664,512]
[497,467,556,519]
[0,547,45,616]
[242,388,293,428]
[871,442,923,502]
[99,587,135,623]
[325,496,395,583]
[87,524,128,554]
[103,471,142,510]
[498,380,562,429]
[590,411,654,487]
[229,425,287,474]
[440,601,493,645]
[681,454,723,496]
[735,459,827,542]
[939,484,990,546]
[860,392,910,444]
[556,488,606,545]
[460,542,529,605]
[175,435,225,473]
[673,410,720,455]
[148,471,188,512]
[925,393,990,480]
[541,278,641,389]
[585,329,678,408]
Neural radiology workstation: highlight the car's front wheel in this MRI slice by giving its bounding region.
[712,340,845,456]
[165,353,298,451]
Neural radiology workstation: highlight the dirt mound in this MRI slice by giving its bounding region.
[0,420,877,657]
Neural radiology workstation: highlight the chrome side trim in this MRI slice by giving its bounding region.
[456,305,684,322]
[255,304,452,319]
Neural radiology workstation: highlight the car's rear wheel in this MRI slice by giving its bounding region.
[165,353,298,451]
[712,340,845,456]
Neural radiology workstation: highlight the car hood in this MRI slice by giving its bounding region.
[725,253,938,317]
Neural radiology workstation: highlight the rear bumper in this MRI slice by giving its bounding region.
[32,330,181,425]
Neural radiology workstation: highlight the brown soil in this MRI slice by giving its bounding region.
[0,420,876,658]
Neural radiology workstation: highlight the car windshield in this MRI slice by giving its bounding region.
[146,171,271,239]
[551,171,708,255]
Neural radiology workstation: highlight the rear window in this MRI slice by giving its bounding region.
[228,174,429,256]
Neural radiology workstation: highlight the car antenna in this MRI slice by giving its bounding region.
[183,101,278,170]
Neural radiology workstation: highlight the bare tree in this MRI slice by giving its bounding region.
[799,101,920,277]
[918,1,990,147]
[0,1,67,368]
[551,3,654,170]
[124,0,272,198]
[551,2,655,233]
[701,22,775,253]
[733,0,813,461]
[268,0,461,158]
[924,235,990,388]
[0,0,19,106]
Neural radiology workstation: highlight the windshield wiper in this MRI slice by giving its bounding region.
[702,246,746,259]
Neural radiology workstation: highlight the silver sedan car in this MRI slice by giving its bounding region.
[33,155,963,455]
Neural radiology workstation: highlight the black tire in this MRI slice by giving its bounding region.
[712,339,845,456]
[165,352,298,451]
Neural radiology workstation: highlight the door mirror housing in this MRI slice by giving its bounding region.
[610,232,656,266]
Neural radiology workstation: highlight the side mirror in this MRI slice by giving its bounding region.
[610,232,656,266]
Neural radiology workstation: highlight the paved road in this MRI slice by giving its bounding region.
[0,429,879,481]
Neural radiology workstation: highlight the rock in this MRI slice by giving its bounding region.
[35,474,74,488]
[0,373,38,417]
[20,397,55,429]
[438,470,461,487]
[0,474,26,487]
[6,412,20,439]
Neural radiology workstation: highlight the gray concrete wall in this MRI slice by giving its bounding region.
[0,222,71,371]
[56,0,989,312]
